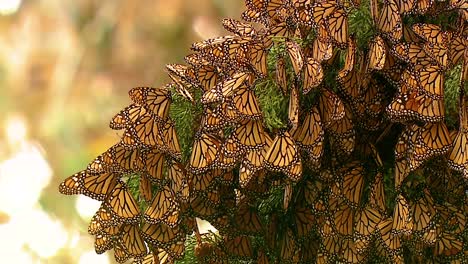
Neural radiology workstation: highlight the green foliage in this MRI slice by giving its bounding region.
[170,90,203,162]
[255,79,288,131]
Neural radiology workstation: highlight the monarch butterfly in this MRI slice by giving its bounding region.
[321,235,342,257]
[448,91,468,173]
[144,185,180,227]
[414,64,444,100]
[412,23,451,45]
[288,83,299,130]
[283,181,293,210]
[265,0,290,19]
[292,106,324,161]
[387,81,445,123]
[88,204,122,235]
[295,1,314,27]
[221,137,245,161]
[311,1,341,26]
[394,158,409,190]
[354,205,382,237]
[417,121,452,158]
[412,188,436,232]
[128,114,166,148]
[168,77,194,103]
[184,53,210,67]
[230,85,262,120]
[293,203,315,238]
[380,43,404,85]
[110,104,151,130]
[377,218,402,251]
[285,40,304,75]
[143,148,165,183]
[188,132,221,174]
[239,135,272,187]
[113,242,130,263]
[355,78,388,128]
[167,161,189,202]
[157,119,180,160]
[327,105,356,155]
[332,199,355,236]
[396,0,416,13]
[340,163,365,207]
[222,18,257,37]
[310,26,334,62]
[264,130,303,182]
[94,231,115,254]
[201,102,240,132]
[368,35,386,70]
[317,88,345,128]
[256,250,269,264]
[128,87,172,120]
[104,181,141,223]
[391,42,433,67]
[88,143,144,174]
[433,231,463,257]
[194,65,219,92]
[166,64,196,88]
[141,222,183,247]
[189,195,218,219]
[449,33,466,66]
[341,238,365,263]
[201,71,251,104]
[229,119,266,150]
[241,9,268,26]
[377,0,402,43]
[325,8,349,48]
[139,173,153,202]
[165,238,187,260]
[370,172,386,213]
[303,57,323,94]
[423,42,449,69]
[276,56,288,95]
[413,0,434,14]
[191,168,220,192]
[59,170,119,201]
[279,228,296,261]
[392,194,412,235]
[120,224,148,258]
[224,235,253,257]
[249,41,268,77]
[233,203,263,234]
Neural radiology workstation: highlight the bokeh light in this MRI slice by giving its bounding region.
[78,251,110,264]
[0,1,242,262]
[0,0,21,15]
[75,195,102,221]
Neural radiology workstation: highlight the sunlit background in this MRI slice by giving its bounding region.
[0,0,242,263]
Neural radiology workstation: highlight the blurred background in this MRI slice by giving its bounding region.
[0,0,242,263]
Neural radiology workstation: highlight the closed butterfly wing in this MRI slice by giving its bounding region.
[265,130,302,181]
[368,35,386,70]
[129,86,172,120]
[120,224,148,258]
[249,41,268,77]
[377,0,402,43]
[105,181,141,224]
[276,56,288,95]
[188,132,221,174]
[288,83,300,130]
[303,57,323,94]
[448,90,468,172]
[144,185,179,227]
[286,40,304,75]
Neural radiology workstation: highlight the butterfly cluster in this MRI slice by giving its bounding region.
[59,0,468,263]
